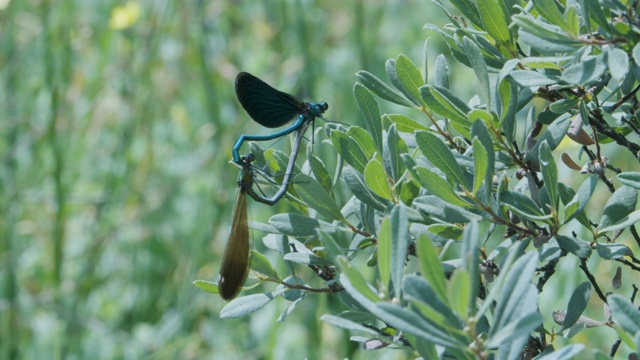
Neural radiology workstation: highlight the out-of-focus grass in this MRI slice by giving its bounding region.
[0,0,447,358]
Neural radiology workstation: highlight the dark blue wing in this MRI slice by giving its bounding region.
[235,72,305,128]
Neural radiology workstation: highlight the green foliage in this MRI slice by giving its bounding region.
[193,0,640,358]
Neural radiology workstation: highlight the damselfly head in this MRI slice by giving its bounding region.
[240,153,256,166]
[306,101,328,117]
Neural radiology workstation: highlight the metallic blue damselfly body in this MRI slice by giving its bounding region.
[231,72,328,165]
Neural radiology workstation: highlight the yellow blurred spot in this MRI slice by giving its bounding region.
[0,0,10,10]
[557,135,576,151]
[109,2,141,30]
[170,104,190,133]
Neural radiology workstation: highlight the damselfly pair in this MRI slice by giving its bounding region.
[218,72,329,300]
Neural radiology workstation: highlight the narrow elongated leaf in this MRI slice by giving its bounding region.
[561,282,591,331]
[385,124,408,182]
[269,213,338,236]
[578,99,591,132]
[426,224,464,243]
[490,252,540,338]
[555,235,592,258]
[220,293,276,318]
[405,334,439,360]
[563,175,597,223]
[462,37,491,108]
[413,166,470,207]
[608,47,629,82]
[386,58,421,106]
[403,275,461,330]
[420,85,471,129]
[634,43,640,68]
[598,210,640,234]
[525,113,571,162]
[519,32,581,55]
[395,54,426,106]
[354,83,383,154]
[477,0,511,46]
[295,174,345,221]
[470,119,495,192]
[422,38,430,83]
[318,231,344,262]
[584,0,612,32]
[612,325,637,353]
[497,334,534,360]
[347,125,377,160]
[533,0,568,31]
[372,303,465,348]
[321,314,380,335]
[250,250,280,280]
[608,294,640,334]
[598,186,638,230]
[596,242,632,259]
[415,131,469,188]
[500,190,551,221]
[618,172,640,189]
[539,141,558,210]
[309,155,332,193]
[434,54,450,89]
[342,166,387,211]
[448,0,482,28]
[339,257,379,304]
[513,14,583,53]
[365,157,393,201]
[509,70,558,86]
[378,217,391,294]
[275,235,296,276]
[416,234,448,303]
[568,5,581,35]
[390,205,410,298]
[279,280,308,305]
[449,269,471,317]
[501,82,519,143]
[398,178,420,206]
[472,138,488,194]
[488,307,542,348]
[330,130,368,174]
[356,70,415,107]
[413,195,483,223]
[264,148,295,178]
[497,77,513,123]
[385,114,429,132]
[520,56,572,69]
[562,54,607,85]
[558,183,597,229]
[336,311,377,323]
[461,221,479,314]
[283,252,334,265]
[469,111,498,139]
[193,280,219,294]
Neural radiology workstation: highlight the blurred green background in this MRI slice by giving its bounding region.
[3,0,630,358]
[0,0,449,358]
